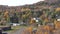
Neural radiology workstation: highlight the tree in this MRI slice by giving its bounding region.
[10,13,18,23]
[22,10,31,24]
[4,10,9,23]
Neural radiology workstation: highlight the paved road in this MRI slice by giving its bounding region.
[4,27,26,34]
[12,27,25,34]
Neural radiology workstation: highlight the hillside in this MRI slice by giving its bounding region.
[0,0,60,12]
[0,0,60,24]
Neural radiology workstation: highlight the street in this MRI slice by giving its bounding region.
[3,27,26,34]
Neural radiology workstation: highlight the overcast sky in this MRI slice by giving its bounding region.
[0,0,44,6]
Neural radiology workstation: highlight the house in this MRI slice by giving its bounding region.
[56,16,60,21]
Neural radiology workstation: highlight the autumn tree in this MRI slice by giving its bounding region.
[4,10,9,23]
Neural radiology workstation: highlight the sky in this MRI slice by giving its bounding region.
[0,0,44,6]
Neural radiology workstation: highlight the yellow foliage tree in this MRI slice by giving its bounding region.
[44,18,48,23]
[26,26,33,34]
[44,25,50,31]
[30,19,35,24]
[56,8,60,11]
[45,32,48,34]
[40,32,43,34]
[4,11,9,18]
[4,10,9,22]
[55,21,60,29]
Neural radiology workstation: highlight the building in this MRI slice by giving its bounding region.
[56,16,60,21]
